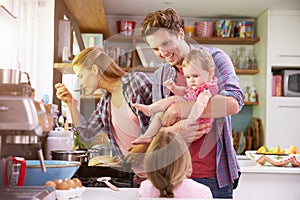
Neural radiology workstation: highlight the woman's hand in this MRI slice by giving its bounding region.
[55,83,73,104]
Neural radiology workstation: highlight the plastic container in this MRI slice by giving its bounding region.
[46,129,74,160]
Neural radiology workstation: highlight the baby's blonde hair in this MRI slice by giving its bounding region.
[182,49,215,72]
[144,130,192,198]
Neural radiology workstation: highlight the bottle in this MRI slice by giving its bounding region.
[231,48,238,69]
[249,86,257,102]
[238,47,246,69]
[248,46,257,69]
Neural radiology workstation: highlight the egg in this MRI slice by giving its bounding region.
[72,178,82,187]
[66,179,77,189]
[45,180,57,189]
[57,180,71,190]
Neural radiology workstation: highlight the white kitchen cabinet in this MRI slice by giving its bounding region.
[263,10,300,149]
[269,10,300,67]
[234,158,300,200]
[266,97,300,148]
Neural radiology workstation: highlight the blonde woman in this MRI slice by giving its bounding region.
[139,130,213,199]
[55,47,153,171]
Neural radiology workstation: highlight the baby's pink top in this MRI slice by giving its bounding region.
[138,178,213,199]
[183,77,218,125]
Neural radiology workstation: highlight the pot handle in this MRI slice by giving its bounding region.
[76,154,89,158]
[21,72,31,86]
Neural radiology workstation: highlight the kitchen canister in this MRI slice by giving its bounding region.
[195,21,214,37]
[46,129,74,160]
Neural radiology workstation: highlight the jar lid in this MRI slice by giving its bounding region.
[48,130,73,137]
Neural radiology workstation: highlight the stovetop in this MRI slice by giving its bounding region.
[75,176,133,188]
[72,162,134,188]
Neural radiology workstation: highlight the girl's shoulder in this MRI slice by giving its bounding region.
[174,179,213,199]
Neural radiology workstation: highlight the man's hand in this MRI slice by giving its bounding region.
[161,120,211,144]
[124,144,150,165]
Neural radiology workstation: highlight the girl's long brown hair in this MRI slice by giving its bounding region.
[144,130,192,198]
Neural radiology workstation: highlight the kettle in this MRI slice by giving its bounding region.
[4,156,26,187]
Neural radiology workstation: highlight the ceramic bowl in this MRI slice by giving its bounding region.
[24,160,81,186]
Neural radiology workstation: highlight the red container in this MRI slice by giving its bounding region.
[195,21,214,37]
[116,20,136,36]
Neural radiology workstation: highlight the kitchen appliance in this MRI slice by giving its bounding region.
[0,186,56,200]
[0,83,47,188]
[282,69,300,97]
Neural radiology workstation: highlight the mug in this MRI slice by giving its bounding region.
[4,156,26,186]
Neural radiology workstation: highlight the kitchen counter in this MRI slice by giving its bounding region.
[234,157,300,200]
[81,188,230,200]
[78,158,300,200]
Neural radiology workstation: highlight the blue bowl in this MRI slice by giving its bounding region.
[24,160,81,186]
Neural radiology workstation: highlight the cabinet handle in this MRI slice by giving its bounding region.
[279,55,300,58]
[278,105,300,108]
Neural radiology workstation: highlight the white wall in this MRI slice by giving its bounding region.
[32,0,54,102]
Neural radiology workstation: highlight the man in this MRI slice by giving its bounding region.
[138,8,243,198]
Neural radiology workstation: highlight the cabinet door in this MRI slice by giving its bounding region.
[266,97,300,148]
[269,11,300,66]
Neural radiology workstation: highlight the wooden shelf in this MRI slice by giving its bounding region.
[63,0,110,39]
[54,63,260,75]
[54,62,74,74]
[235,69,259,75]
[189,36,260,45]
[244,101,259,105]
[107,35,260,45]
[121,67,159,73]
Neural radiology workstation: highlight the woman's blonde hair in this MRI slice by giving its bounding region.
[72,47,126,77]
[144,130,192,198]
[182,49,215,72]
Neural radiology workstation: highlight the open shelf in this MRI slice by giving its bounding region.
[189,36,260,45]
[235,69,259,75]
[244,101,259,105]
[107,35,260,45]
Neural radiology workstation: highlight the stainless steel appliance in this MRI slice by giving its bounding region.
[0,83,54,199]
[0,186,56,200]
[0,84,46,166]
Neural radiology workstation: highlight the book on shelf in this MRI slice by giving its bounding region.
[272,74,282,96]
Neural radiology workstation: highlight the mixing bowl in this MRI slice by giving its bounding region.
[24,160,81,186]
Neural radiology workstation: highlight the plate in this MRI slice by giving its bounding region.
[245,151,300,167]
[55,186,86,200]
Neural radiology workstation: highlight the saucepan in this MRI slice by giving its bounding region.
[50,150,89,163]
[0,68,22,84]
[0,68,32,85]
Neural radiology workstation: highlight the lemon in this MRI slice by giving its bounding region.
[288,145,298,154]
[257,146,268,153]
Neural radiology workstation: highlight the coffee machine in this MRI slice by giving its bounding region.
[0,84,47,183]
[0,83,57,199]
